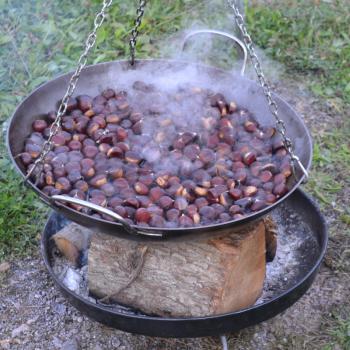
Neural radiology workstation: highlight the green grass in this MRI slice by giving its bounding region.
[0,0,349,348]
[307,121,350,222]
[330,318,350,350]
[0,0,349,261]
[0,150,47,260]
[0,0,237,259]
[321,307,350,350]
[246,0,350,105]
[246,2,350,347]
[309,125,350,209]
[247,1,350,262]
[0,0,210,259]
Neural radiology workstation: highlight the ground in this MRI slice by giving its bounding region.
[0,1,349,349]
[0,256,347,350]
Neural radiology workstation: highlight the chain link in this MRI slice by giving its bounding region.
[26,0,113,181]
[227,0,308,180]
[129,0,148,66]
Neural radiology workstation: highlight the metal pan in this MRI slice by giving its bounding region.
[7,33,312,240]
[41,189,327,337]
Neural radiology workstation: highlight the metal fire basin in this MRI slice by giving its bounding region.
[41,189,327,338]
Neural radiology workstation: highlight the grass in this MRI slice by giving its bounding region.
[309,126,350,209]
[246,0,350,106]
[247,0,350,254]
[329,317,350,350]
[0,0,209,259]
[0,0,348,253]
[0,0,349,346]
[320,306,350,350]
[0,0,238,258]
[0,152,47,260]
[247,1,350,347]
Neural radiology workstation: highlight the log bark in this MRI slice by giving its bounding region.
[264,216,278,262]
[88,220,270,317]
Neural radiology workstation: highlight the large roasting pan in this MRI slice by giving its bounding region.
[7,58,312,240]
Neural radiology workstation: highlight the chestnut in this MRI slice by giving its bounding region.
[149,186,165,202]
[55,177,71,193]
[179,215,194,227]
[32,119,47,133]
[174,196,188,211]
[166,208,180,222]
[20,152,32,165]
[90,174,108,188]
[135,208,151,223]
[199,206,216,221]
[77,95,93,112]
[158,196,174,210]
[229,187,242,200]
[23,84,294,228]
[134,182,149,195]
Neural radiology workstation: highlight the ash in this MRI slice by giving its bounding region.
[52,254,89,300]
[256,203,319,304]
[51,204,319,315]
[51,243,141,315]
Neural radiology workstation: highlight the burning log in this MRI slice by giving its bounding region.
[87,218,276,317]
[52,223,93,265]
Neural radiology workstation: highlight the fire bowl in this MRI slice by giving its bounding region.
[41,189,327,338]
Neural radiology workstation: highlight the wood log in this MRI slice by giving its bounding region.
[88,220,271,317]
[52,223,93,265]
[264,216,278,262]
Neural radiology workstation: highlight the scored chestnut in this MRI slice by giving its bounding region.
[134,182,149,195]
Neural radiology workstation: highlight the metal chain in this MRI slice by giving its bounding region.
[227,0,308,181]
[129,0,148,66]
[26,0,113,180]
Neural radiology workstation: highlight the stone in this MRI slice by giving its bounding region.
[11,324,29,337]
[62,268,81,293]
[61,337,80,350]
[52,337,63,348]
[0,339,11,347]
[0,262,10,273]
[53,303,67,316]
[26,316,39,325]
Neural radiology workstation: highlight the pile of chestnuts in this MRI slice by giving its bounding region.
[21,81,292,228]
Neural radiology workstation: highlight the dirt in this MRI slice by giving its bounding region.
[0,254,348,350]
[1,78,349,350]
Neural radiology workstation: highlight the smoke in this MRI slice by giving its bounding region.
[78,0,285,133]
[157,0,245,72]
[85,0,267,170]
[82,1,296,175]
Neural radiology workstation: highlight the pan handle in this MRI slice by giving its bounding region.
[181,29,248,76]
[50,195,163,238]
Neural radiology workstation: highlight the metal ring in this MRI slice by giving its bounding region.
[51,195,163,238]
[181,29,248,76]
